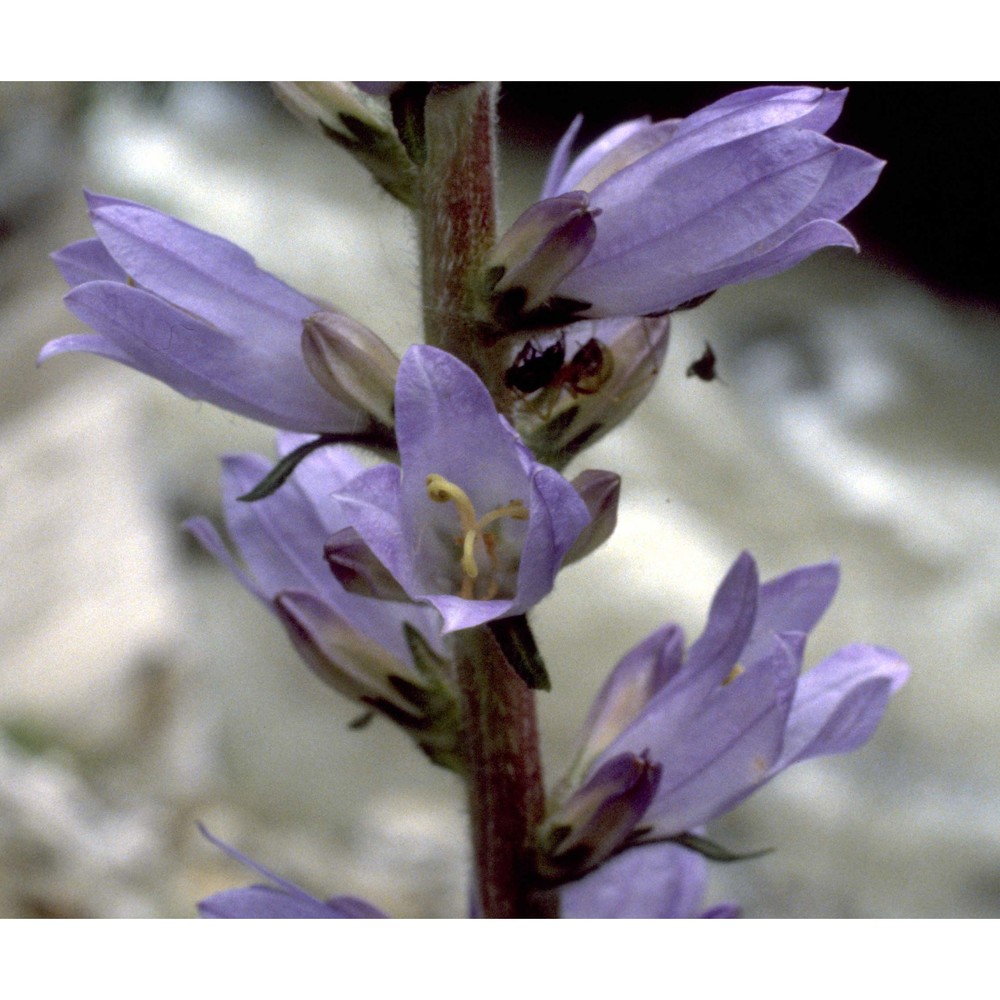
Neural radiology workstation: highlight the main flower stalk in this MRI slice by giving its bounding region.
[419,82,551,916]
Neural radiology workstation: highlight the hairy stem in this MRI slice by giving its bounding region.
[455,627,556,918]
[419,83,497,380]
[418,82,553,916]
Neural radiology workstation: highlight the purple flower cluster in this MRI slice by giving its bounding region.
[43,84,905,919]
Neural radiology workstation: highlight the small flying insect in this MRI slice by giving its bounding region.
[686,341,725,383]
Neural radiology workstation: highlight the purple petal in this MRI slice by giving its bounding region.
[773,644,909,770]
[84,192,320,342]
[197,824,385,919]
[51,238,128,286]
[511,463,591,615]
[37,333,134,368]
[558,129,882,316]
[540,114,584,199]
[674,86,847,144]
[647,633,803,832]
[742,560,839,667]
[561,842,708,918]
[60,280,355,432]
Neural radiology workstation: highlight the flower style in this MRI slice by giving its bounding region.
[488,86,885,323]
[551,552,908,856]
[197,826,386,919]
[326,345,594,632]
[185,434,461,770]
[41,192,397,434]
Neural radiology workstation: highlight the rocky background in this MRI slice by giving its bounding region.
[2,82,997,917]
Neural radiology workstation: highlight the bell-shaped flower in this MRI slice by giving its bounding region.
[41,192,392,435]
[197,825,386,919]
[561,552,909,840]
[489,86,884,323]
[185,433,461,771]
[327,345,593,633]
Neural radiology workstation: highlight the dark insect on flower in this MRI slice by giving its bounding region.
[506,336,615,402]
[505,336,567,394]
[686,342,724,383]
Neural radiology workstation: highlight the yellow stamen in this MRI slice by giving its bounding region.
[722,663,745,686]
[425,474,529,599]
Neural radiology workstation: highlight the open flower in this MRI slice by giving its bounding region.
[197,826,386,919]
[327,345,594,632]
[557,552,909,842]
[185,433,461,770]
[41,192,394,434]
[488,86,884,323]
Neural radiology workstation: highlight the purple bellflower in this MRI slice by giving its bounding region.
[488,86,884,323]
[41,192,395,434]
[325,345,594,633]
[186,434,461,769]
[552,552,908,853]
[197,825,386,918]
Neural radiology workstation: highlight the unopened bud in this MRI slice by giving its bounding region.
[561,469,620,567]
[486,192,598,323]
[536,752,661,883]
[272,83,418,205]
[324,526,410,601]
[302,312,399,429]
[518,315,670,467]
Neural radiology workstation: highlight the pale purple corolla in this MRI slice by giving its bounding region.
[561,842,738,919]
[185,433,460,767]
[41,192,390,434]
[557,552,909,843]
[197,825,386,919]
[327,345,594,632]
[489,86,885,322]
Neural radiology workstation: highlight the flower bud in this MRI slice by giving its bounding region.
[511,315,670,468]
[302,311,399,429]
[274,591,462,772]
[324,526,410,601]
[272,83,418,205]
[561,470,620,567]
[536,752,661,883]
[484,192,598,324]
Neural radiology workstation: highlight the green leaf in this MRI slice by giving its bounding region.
[237,428,397,502]
[667,831,774,863]
[488,614,551,691]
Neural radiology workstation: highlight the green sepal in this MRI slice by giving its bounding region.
[319,113,419,206]
[389,83,432,166]
[488,614,551,691]
[666,831,774,863]
[237,427,397,502]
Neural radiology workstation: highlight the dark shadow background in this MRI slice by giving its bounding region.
[499,83,998,311]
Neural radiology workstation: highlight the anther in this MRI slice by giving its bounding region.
[425,474,529,599]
